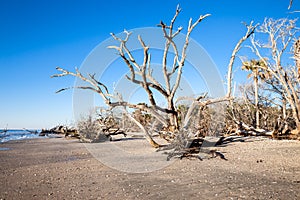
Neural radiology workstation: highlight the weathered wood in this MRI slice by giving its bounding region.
[226,21,257,98]
[104,128,127,137]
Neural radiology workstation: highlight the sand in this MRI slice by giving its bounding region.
[0,136,300,200]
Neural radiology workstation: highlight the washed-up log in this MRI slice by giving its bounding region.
[103,128,127,137]
[40,125,78,136]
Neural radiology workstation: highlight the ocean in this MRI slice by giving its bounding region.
[0,129,44,143]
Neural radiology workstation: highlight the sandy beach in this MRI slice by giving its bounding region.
[1,136,300,199]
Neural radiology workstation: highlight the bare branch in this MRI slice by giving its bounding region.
[248,17,300,130]
[171,13,210,99]
[226,21,258,98]
[55,87,71,93]
[52,67,112,104]
[288,0,293,9]
[121,107,161,148]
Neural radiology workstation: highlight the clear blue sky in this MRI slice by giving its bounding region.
[0,0,298,129]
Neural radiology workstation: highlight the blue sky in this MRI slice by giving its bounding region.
[0,0,299,129]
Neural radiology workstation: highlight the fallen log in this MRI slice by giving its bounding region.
[103,128,127,137]
[160,135,228,161]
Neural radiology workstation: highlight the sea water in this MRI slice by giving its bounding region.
[0,129,44,143]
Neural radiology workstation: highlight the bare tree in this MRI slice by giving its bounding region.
[248,18,300,132]
[52,6,211,147]
[52,5,259,151]
[107,6,210,132]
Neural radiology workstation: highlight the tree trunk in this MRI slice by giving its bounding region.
[125,111,161,148]
[282,98,287,119]
[254,73,260,129]
[167,100,179,131]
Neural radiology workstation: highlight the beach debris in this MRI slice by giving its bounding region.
[158,133,228,161]
[40,125,79,138]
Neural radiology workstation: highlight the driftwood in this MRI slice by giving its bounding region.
[103,128,127,137]
[225,119,300,141]
[78,127,127,143]
[158,135,228,161]
[64,130,81,139]
[159,120,299,161]
[165,147,227,161]
[40,125,79,138]
[80,133,111,143]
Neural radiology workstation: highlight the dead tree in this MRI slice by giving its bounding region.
[52,5,259,152]
[52,6,211,147]
[225,21,258,131]
[107,6,210,131]
[249,18,300,133]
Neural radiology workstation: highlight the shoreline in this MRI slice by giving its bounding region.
[1,137,300,199]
